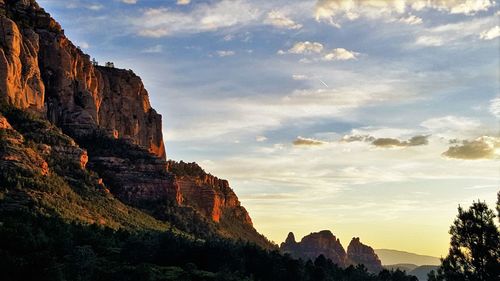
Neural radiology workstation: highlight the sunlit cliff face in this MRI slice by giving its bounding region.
[38,0,499,256]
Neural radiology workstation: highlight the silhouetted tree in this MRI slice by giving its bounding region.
[497,191,500,223]
[435,201,500,281]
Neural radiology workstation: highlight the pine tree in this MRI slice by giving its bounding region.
[436,201,500,281]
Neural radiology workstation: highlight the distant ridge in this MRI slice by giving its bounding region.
[375,249,441,266]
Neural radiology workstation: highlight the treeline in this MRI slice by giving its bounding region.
[0,210,418,281]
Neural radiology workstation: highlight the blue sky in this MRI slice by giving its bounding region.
[38,0,499,256]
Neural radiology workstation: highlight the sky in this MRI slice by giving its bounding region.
[37,0,499,257]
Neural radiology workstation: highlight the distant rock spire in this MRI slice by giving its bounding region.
[285,232,296,244]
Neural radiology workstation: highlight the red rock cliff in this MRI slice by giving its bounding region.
[167,160,253,225]
[0,0,165,158]
[0,0,272,249]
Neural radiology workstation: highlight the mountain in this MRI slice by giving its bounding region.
[0,1,423,280]
[0,0,270,249]
[375,249,441,266]
[409,265,439,281]
[280,231,383,272]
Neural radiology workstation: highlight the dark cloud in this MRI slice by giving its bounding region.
[371,135,430,148]
[443,138,497,160]
[372,138,404,147]
[342,134,429,147]
[407,135,429,146]
[293,137,325,146]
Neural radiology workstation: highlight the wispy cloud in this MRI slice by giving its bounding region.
[216,50,236,57]
[315,0,496,27]
[142,44,163,53]
[480,25,500,40]
[135,1,261,37]
[489,97,500,118]
[265,10,302,30]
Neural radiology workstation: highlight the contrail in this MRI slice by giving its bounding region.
[318,78,329,88]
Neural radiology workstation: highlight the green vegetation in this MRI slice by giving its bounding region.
[0,103,169,231]
[0,210,419,281]
[428,196,500,281]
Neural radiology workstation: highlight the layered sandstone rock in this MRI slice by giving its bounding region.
[85,137,182,206]
[347,237,383,272]
[0,15,44,110]
[168,160,252,225]
[0,0,165,158]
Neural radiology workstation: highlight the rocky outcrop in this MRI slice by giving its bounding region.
[0,0,165,158]
[50,145,88,169]
[281,231,382,272]
[0,13,45,111]
[168,160,252,225]
[0,0,272,250]
[0,112,12,129]
[281,230,347,267]
[347,237,383,272]
[90,154,182,206]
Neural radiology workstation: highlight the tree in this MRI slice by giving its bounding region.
[436,201,500,281]
[497,191,499,223]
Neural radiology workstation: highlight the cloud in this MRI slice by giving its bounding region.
[265,11,302,30]
[293,136,326,146]
[398,14,423,25]
[280,43,359,62]
[216,50,235,57]
[415,35,445,46]
[489,97,500,118]
[142,45,163,53]
[480,25,500,40]
[323,48,359,61]
[372,135,430,148]
[86,4,103,11]
[421,116,482,137]
[413,16,498,47]
[315,0,496,26]
[135,1,260,37]
[341,134,376,142]
[280,41,324,55]
[443,136,499,160]
[177,0,191,5]
[292,74,309,80]
[256,136,268,142]
[121,0,137,4]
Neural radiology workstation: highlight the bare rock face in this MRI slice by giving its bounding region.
[0,16,45,111]
[168,161,253,225]
[0,0,166,158]
[0,112,12,129]
[281,230,348,267]
[347,237,383,272]
[84,136,183,206]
